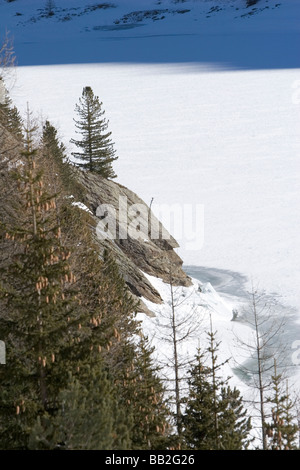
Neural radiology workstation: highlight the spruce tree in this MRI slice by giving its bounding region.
[0,85,23,139]
[282,382,299,450]
[71,86,118,178]
[265,361,298,450]
[42,120,66,169]
[182,323,252,450]
[219,386,252,450]
[75,247,171,450]
[28,366,131,450]
[0,110,81,449]
[182,348,217,450]
[51,237,140,448]
[66,245,139,373]
[41,120,83,198]
[56,369,131,450]
[119,335,171,450]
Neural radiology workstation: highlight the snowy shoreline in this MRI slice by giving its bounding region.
[137,266,300,394]
[184,265,249,300]
[184,265,300,377]
[136,266,300,445]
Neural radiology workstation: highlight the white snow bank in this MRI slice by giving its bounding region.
[71,201,93,215]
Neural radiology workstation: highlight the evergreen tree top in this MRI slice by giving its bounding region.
[70,86,118,179]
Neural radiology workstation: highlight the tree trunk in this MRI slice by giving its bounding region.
[170,273,181,435]
[252,291,267,450]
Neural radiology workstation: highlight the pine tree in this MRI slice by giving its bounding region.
[0,85,23,139]
[265,360,298,450]
[182,322,252,450]
[219,386,252,450]
[57,369,131,450]
[28,366,131,450]
[71,86,118,178]
[51,237,141,448]
[28,368,131,450]
[41,120,83,198]
[119,335,171,450]
[74,247,171,450]
[66,244,139,373]
[0,110,81,449]
[182,348,217,450]
[282,382,299,450]
[42,120,66,169]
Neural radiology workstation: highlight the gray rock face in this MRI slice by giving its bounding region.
[77,171,192,314]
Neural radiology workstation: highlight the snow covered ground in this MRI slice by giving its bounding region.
[1,0,300,432]
[10,63,300,319]
[137,271,300,446]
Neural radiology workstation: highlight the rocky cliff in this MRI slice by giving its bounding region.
[76,171,192,315]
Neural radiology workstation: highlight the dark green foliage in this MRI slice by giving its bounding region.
[0,114,81,449]
[218,386,252,450]
[57,368,131,450]
[0,85,23,139]
[42,120,84,199]
[71,247,170,450]
[66,244,139,372]
[182,349,217,450]
[265,361,298,450]
[28,367,131,450]
[42,120,67,174]
[28,414,58,450]
[71,86,118,178]
[182,326,252,450]
[119,335,171,450]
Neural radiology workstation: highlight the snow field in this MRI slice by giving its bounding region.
[10,64,300,316]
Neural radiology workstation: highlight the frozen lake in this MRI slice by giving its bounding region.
[184,264,300,383]
[185,265,250,299]
[10,64,300,320]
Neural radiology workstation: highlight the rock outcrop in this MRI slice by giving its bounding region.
[77,171,192,315]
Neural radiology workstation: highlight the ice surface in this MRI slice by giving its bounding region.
[10,64,300,318]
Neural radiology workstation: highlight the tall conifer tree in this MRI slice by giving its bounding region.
[182,323,252,450]
[71,86,118,178]
[0,86,23,139]
[28,367,131,450]
[0,109,81,449]
[41,120,83,198]
[119,335,171,450]
[265,360,298,450]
